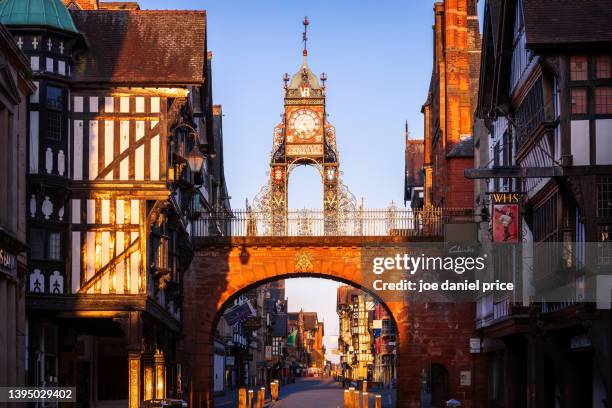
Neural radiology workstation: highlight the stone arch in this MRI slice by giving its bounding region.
[182,237,480,408]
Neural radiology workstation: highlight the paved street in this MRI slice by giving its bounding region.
[214,377,396,407]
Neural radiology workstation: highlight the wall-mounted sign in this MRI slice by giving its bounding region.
[225,356,235,366]
[489,193,521,243]
[470,338,481,354]
[286,144,323,156]
[0,248,16,275]
[460,370,472,386]
[570,334,591,350]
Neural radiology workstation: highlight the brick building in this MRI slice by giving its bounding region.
[421,0,481,209]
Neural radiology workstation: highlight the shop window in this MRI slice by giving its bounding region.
[596,55,612,79]
[595,87,612,114]
[571,88,588,114]
[598,226,612,265]
[570,55,588,81]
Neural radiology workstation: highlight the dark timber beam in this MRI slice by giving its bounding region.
[464,166,564,179]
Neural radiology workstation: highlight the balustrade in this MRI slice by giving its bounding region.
[191,207,472,238]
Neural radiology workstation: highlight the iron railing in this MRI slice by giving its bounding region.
[191,207,473,237]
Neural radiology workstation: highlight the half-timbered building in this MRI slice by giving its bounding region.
[0,0,229,405]
[471,1,612,406]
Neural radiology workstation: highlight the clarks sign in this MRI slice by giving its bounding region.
[0,248,16,272]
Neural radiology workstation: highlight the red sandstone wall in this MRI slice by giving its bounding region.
[181,238,486,407]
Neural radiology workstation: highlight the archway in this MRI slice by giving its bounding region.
[287,163,324,210]
[181,236,478,408]
[210,275,399,406]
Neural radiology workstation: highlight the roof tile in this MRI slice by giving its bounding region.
[70,9,206,84]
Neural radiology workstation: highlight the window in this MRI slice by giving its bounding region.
[46,86,65,141]
[571,88,588,114]
[48,232,61,260]
[598,226,612,265]
[30,230,45,259]
[597,176,612,217]
[47,111,62,141]
[596,55,612,79]
[570,55,588,81]
[533,193,558,243]
[595,87,612,114]
[29,228,62,260]
[46,87,63,110]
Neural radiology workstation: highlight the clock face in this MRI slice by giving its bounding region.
[289,109,321,140]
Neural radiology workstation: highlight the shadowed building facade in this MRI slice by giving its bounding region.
[0,22,36,392]
[470,1,612,406]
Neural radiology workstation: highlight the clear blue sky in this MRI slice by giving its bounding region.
[140,0,483,361]
[139,0,456,208]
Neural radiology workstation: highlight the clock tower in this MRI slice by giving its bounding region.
[262,17,344,235]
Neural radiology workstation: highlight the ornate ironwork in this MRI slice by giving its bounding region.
[191,206,464,238]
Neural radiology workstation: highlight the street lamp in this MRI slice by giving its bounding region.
[186,144,205,173]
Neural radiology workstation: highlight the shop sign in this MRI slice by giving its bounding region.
[570,334,591,350]
[0,248,16,274]
[470,338,481,354]
[489,192,521,243]
[226,356,235,366]
[460,370,471,386]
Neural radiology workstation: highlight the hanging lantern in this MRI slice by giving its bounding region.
[186,144,205,173]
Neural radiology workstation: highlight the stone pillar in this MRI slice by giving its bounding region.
[16,263,26,386]
[154,349,166,399]
[128,350,141,408]
[7,281,16,386]
[0,277,7,387]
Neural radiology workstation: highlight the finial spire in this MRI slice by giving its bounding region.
[405,120,409,142]
[302,16,309,65]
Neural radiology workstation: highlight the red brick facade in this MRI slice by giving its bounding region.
[182,237,485,407]
[422,0,481,208]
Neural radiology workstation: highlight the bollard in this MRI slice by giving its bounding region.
[354,390,360,408]
[348,387,355,408]
[363,392,369,408]
[363,380,368,394]
[257,387,265,408]
[238,388,247,408]
[270,381,278,402]
[375,394,382,408]
[343,389,351,408]
[248,389,254,408]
